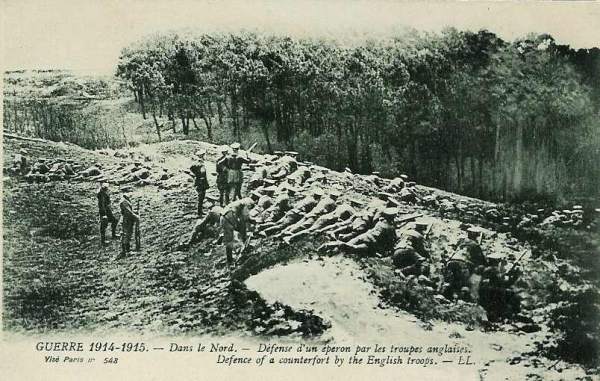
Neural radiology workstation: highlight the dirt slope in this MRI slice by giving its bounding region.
[2,134,598,379]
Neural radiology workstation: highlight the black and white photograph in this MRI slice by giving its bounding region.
[1,1,599,380]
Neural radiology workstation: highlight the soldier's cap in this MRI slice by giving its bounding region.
[487,252,505,261]
[241,197,255,206]
[348,198,364,206]
[382,207,399,218]
[220,146,229,153]
[311,188,325,196]
[285,186,301,194]
[415,222,429,232]
[230,142,241,150]
[19,148,28,154]
[466,227,481,235]
[195,149,206,157]
[262,185,278,193]
[403,229,424,240]
[100,182,109,189]
[329,190,342,198]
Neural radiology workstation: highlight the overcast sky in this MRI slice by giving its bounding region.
[2,0,599,74]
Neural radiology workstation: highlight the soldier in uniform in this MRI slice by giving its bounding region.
[392,229,429,276]
[274,190,338,243]
[334,199,387,242]
[220,197,255,267]
[285,195,354,243]
[259,188,318,237]
[248,166,268,191]
[185,206,223,248]
[249,190,273,219]
[319,208,398,257]
[478,254,522,321]
[276,189,337,241]
[257,185,297,224]
[457,227,487,267]
[227,142,251,201]
[216,146,230,206]
[97,183,119,246]
[269,155,298,180]
[118,191,139,258]
[190,149,210,216]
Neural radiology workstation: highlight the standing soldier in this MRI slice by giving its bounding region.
[118,191,139,258]
[216,146,230,206]
[97,182,118,246]
[227,142,250,202]
[190,149,210,216]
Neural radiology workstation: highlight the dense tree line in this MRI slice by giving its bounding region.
[116,29,600,202]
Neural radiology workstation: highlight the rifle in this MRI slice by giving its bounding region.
[424,223,434,240]
[246,141,258,154]
[506,250,528,276]
[135,199,141,251]
[395,213,423,228]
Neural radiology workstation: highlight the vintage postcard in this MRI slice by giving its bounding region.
[1,1,599,380]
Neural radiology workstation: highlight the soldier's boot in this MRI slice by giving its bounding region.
[100,228,107,246]
[111,222,118,239]
[235,184,242,200]
[226,247,234,268]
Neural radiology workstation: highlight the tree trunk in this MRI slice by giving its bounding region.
[262,121,273,154]
[151,111,162,142]
[138,88,147,119]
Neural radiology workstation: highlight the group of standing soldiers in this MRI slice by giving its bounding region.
[96,142,253,260]
[97,182,140,259]
[191,142,251,217]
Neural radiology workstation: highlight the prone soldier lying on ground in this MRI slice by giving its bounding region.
[275,189,338,241]
[249,190,273,220]
[318,208,398,257]
[392,229,430,277]
[329,199,387,241]
[259,189,320,237]
[269,155,298,180]
[248,164,269,191]
[285,202,355,244]
[255,185,297,224]
[286,166,311,186]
